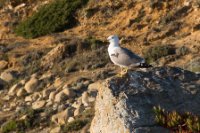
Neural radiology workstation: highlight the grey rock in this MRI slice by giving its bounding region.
[91,67,200,133]
[62,87,75,98]
[32,100,46,110]
[54,91,67,103]
[16,88,26,97]
[82,92,89,107]
[74,104,84,116]
[41,44,67,68]
[8,83,22,96]
[24,77,39,93]
[50,126,61,133]
[0,70,18,83]
[51,108,73,125]
[0,60,8,70]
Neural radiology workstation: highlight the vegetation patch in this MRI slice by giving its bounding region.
[84,36,105,51]
[0,108,44,133]
[1,120,17,133]
[153,106,200,132]
[0,0,6,9]
[176,46,190,56]
[63,108,94,132]
[64,119,88,132]
[143,45,175,63]
[15,0,89,38]
[50,37,108,74]
[85,7,99,18]
[160,6,190,25]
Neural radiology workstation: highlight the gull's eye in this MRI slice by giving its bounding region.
[111,37,114,39]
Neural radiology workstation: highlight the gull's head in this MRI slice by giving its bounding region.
[107,35,119,46]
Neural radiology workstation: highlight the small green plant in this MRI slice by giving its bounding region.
[0,0,6,9]
[15,0,89,38]
[143,45,175,63]
[153,106,200,132]
[1,54,9,61]
[84,36,105,50]
[149,0,163,10]
[176,46,189,56]
[1,120,17,133]
[64,119,88,132]
[85,7,99,18]
[62,108,94,132]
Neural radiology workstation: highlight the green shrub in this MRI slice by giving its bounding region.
[64,119,88,132]
[144,45,175,63]
[1,120,17,133]
[176,46,189,56]
[15,0,89,38]
[85,7,99,18]
[153,106,200,132]
[0,0,6,9]
[85,36,105,50]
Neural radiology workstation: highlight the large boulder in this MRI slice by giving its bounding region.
[90,67,200,133]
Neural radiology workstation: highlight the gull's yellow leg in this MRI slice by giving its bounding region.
[123,67,128,74]
[116,67,123,77]
[116,67,129,77]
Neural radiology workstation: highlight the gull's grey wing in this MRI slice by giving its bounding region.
[110,47,144,67]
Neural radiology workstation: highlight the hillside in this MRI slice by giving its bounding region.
[0,0,200,132]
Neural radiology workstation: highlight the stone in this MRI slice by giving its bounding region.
[68,117,75,123]
[90,67,200,133]
[42,86,55,98]
[88,82,100,91]
[25,95,33,102]
[54,77,63,88]
[19,79,26,85]
[62,88,75,98]
[32,100,46,110]
[2,95,10,101]
[57,104,66,112]
[24,77,39,93]
[32,92,42,101]
[82,92,89,107]
[73,82,85,90]
[88,97,96,103]
[16,88,26,97]
[0,70,17,83]
[74,104,84,116]
[0,60,8,70]
[46,100,53,107]
[41,44,67,68]
[72,98,82,109]
[50,127,61,133]
[51,108,72,125]
[49,91,56,101]
[54,91,67,103]
[8,84,20,96]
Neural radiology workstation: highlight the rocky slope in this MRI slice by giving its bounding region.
[0,0,200,133]
[91,67,200,133]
